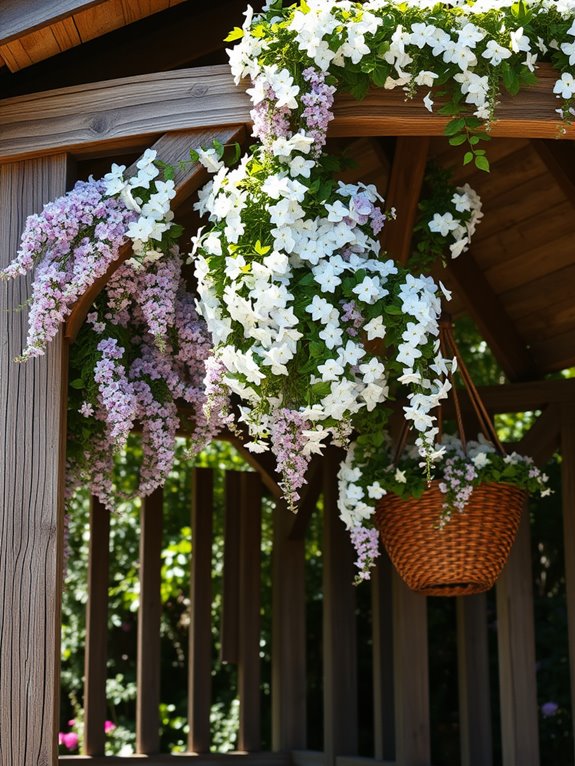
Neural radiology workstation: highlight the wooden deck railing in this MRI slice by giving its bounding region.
[60,416,567,766]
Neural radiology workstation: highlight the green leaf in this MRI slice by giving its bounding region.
[371,65,388,88]
[70,378,85,390]
[224,27,244,42]
[448,134,467,146]
[189,148,199,163]
[444,117,466,136]
[463,151,474,165]
[474,154,490,172]
[255,240,271,255]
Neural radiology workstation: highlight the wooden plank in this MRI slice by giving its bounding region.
[83,497,111,756]
[271,501,307,750]
[560,405,575,765]
[221,471,241,664]
[238,472,263,752]
[65,125,245,341]
[61,752,291,765]
[392,573,430,766]
[380,137,430,264]
[531,139,575,208]
[371,554,395,762]
[530,326,575,373]
[516,404,560,467]
[496,506,540,766]
[136,487,164,754]
[188,467,214,754]
[501,263,575,322]
[446,252,537,381]
[1,63,575,163]
[322,447,358,765]
[443,377,575,415]
[0,154,69,766]
[0,0,106,46]
[456,595,492,766]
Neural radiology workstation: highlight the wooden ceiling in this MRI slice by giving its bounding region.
[1,1,574,381]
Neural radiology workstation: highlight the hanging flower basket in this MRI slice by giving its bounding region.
[375,480,526,596]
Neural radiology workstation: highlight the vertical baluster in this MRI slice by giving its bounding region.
[188,467,214,753]
[393,573,430,766]
[372,553,395,762]
[136,487,163,754]
[84,496,111,756]
[221,471,241,664]
[496,507,540,766]
[562,405,575,765]
[272,500,307,750]
[238,472,262,751]
[323,448,358,766]
[457,594,492,766]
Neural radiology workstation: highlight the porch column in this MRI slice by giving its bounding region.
[0,156,70,766]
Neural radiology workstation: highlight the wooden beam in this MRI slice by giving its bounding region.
[560,404,575,765]
[0,63,574,164]
[515,404,560,467]
[0,154,69,766]
[62,754,292,765]
[0,0,106,46]
[380,137,430,264]
[446,253,538,381]
[442,377,575,416]
[65,125,245,341]
[372,554,395,762]
[221,471,241,664]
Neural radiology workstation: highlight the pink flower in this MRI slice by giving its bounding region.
[59,732,79,750]
[104,720,116,733]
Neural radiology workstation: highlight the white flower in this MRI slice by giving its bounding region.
[306,295,335,323]
[353,275,381,304]
[363,316,386,341]
[359,358,385,384]
[289,155,315,178]
[510,27,531,54]
[319,323,343,350]
[415,70,438,87]
[102,163,126,196]
[428,212,461,237]
[197,147,224,173]
[394,469,407,483]
[423,91,434,112]
[338,340,365,366]
[367,481,386,500]
[482,39,512,67]
[318,358,345,382]
[361,382,387,411]
[554,72,575,99]
[302,427,329,456]
[472,452,489,468]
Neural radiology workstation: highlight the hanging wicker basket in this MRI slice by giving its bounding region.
[377,315,526,596]
[375,481,526,596]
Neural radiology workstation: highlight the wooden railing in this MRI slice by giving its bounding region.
[60,411,569,765]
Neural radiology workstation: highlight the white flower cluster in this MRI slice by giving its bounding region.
[428,182,483,258]
[102,148,176,260]
[232,0,575,124]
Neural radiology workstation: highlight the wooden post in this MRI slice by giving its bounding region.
[136,487,163,754]
[221,470,242,664]
[372,554,395,762]
[272,501,307,750]
[323,448,358,765]
[561,404,575,764]
[83,497,111,756]
[238,472,263,752]
[188,467,214,754]
[496,507,540,766]
[0,155,69,766]
[456,594,492,766]
[392,574,431,766]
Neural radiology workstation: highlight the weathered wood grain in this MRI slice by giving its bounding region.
[61,752,291,765]
[221,471,241,664]
[322,448,358,765]
[136,487,164,754]
[188,468,214,754]
[0,63,574,163]
[84,497,111,756]
[0,0,106,45]
[0,154,69,766]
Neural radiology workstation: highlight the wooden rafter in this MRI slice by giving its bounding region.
[380,137,430,264]
[531,139,575,209]
[445,253,538,382]
[64,125,246,341]
[0,0,106,46]
[0,63,574,164]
